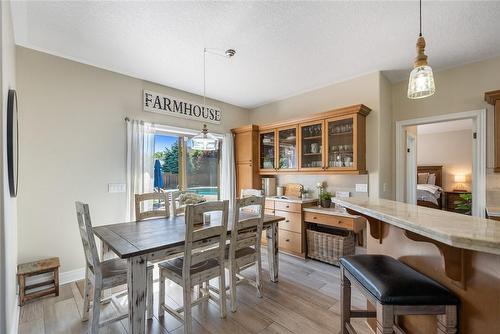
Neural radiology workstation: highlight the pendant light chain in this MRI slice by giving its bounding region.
[419,0,422,37]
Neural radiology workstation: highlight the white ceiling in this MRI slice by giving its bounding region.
[417,119,473,135]
[10,1,500,109]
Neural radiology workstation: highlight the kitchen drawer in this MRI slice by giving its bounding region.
[275,201,301,213]
[265,199,275,210]
[278,230,301,254]
[303,211,354,230]
[275,210,302,233]
[265,208,275,216]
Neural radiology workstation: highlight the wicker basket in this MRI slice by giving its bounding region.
[306,228,355,266]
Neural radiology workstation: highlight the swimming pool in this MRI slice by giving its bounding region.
[187,187,219,196]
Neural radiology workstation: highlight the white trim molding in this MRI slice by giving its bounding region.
[395,109,487,217]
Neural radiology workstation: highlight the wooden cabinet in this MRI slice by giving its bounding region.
[232,125,260,197]
[258,130,276,172]
[277,126,298,171]
[485,90,500,172]
[299,121,325,171]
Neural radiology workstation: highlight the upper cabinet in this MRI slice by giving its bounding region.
[235,104,371,176]
[299,121,324,171]
[277,126,298,171]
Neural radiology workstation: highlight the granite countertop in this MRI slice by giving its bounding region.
[302,206,360,218]
[265,196,318,204]
[333,197,500,255]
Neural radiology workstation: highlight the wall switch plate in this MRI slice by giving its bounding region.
[108,183,126,193]
[355,183,368,193]
[335,191,350,198]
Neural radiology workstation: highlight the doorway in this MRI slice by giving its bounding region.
[395,110,486,217]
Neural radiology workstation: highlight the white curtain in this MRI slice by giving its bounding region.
[126,119,155,221]
[220,133,236,209]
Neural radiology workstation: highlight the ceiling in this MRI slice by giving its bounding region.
[10,1,500,109]
[417,119,473,135]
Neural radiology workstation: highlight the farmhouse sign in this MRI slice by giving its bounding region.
[143,90,222,124]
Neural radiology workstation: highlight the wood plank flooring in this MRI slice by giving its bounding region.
[18,251,372,334]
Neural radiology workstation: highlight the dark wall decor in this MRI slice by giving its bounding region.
[7,89,18,197]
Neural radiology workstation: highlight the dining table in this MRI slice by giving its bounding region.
[93,212,285,334]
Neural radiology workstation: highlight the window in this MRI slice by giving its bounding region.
[153,129,220,200]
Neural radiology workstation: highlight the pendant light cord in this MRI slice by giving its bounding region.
[419,0,422,36]
[203,48,207,107]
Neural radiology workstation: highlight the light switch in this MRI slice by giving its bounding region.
[355,184,368,193]
[108,183,126,193]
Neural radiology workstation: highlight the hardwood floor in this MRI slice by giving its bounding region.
[18,251,372,334]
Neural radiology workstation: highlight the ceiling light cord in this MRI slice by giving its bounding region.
[203,48,207,108]
[419,0,422,37]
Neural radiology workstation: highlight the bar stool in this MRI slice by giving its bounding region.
[340,255,459,334]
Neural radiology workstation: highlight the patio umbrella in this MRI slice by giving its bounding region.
[154,159,164,190]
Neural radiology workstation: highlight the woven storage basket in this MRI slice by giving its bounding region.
[306,229,355,265]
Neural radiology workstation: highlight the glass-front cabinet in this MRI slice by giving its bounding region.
[277,126,298,171]
[299,121,324,171]
[326,116,356,171]
[259,130,276,172]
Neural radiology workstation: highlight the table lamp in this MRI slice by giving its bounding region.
[453,174,466,192]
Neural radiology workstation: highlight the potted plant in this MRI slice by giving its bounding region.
[319,191,332,208]
[455,193,472,215]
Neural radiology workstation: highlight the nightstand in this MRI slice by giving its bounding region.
[444,191,471,214]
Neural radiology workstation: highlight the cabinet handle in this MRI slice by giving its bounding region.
[286,239,290,242]
[285,220,290,223]
[313,216,317,219]
[286,205,290,208]
[338,221,342,224]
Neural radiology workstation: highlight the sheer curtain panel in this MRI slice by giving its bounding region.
[220,133,236,209]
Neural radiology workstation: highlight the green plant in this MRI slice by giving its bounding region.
[455,193,472,215]
[319,191,332,201]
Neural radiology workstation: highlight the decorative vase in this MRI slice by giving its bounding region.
[320,199,331,208]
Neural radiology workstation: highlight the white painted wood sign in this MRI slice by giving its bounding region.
[143,90,222,124]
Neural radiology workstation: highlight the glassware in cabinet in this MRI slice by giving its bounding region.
[299,122,324,170]
[277,126,298,170]
[326,116,356,170]
[259,131,276,171]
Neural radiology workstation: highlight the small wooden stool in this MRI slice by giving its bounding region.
[340,255,459,334]
[17,257,60,306]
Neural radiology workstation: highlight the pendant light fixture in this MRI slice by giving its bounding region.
[190,48,236,151]
[407,0,435,99]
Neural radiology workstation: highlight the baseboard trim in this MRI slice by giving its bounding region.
[60,267,86,285]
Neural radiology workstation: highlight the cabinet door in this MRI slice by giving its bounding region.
[234,131,253,163]
[277,126,298,171]
[325,115,357,171]
[299,121,325,171]
[236,162,253,196]
[259,130,276,172]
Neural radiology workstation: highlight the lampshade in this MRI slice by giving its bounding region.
[190,124,218,151]
[454,174,466,183]
[407,65,435,99]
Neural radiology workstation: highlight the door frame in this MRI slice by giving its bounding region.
[395,109,487,217]
[405,131,417,205]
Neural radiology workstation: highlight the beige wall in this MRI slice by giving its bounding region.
[1,1,18,333]
[392,55,500,205]
[417,129,473,191]
[249,72,392,199]
[16,47,250,274]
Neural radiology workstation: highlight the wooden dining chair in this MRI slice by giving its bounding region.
[240,188,263,198]
[75,202,154,333]
[158,200,229,334]
[135,192,169,221]
[225,195,265,312]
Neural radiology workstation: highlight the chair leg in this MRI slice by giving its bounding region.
[81,268,91,321]
[158,271,165,317]
[91,284,102,334]
[376,303,394,334]
[219,263,227,318]
[228,263,237,312]
[340,267,352,334]
[255,254,263,298]
[146,268,153,320]
[183,285,192,334]
[437,305,458,334]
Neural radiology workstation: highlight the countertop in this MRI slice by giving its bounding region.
[333,197,500,255]
[265,196,317,204]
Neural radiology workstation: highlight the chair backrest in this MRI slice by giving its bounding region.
[75,202,101,275]
[240,189,263,198]
[183,200,229,279]
[229,196,265,260]
[135,192,169,221]
[171,191,200,216]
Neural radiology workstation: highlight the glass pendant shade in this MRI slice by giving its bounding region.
[407,65,435,99]
[190,124,218,151]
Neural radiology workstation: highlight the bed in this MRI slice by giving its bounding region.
[416,165,443,210]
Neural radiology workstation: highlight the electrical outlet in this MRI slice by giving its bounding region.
[355,183,368,193]
[108,183,126,193]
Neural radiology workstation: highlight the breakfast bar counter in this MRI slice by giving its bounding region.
[333,197,500,334]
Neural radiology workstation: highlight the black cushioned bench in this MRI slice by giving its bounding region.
[339,255,459,334]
